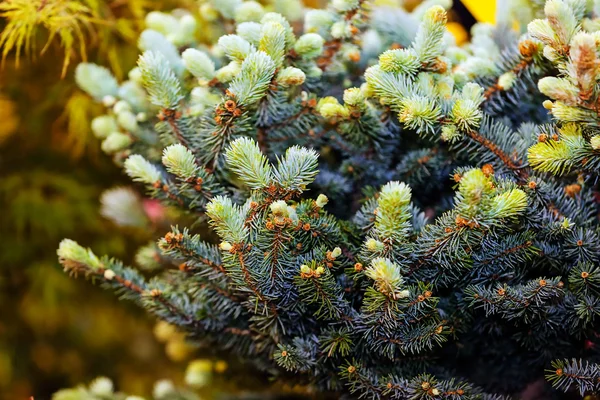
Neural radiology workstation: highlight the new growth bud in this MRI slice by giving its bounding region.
[182,48,216,80]
[294,33,325,58]
[343,88,366,108]
[124,155,162,184]
[91,115,118,139]
[365,258,406,298]
[316,194,329,207]
[57,239,103,270]
[89,377,114,396]
[270,200,290,217]
[219,241,233,251]
[366,238,385,252]
[330,247,342,258]
[277,67,306,86]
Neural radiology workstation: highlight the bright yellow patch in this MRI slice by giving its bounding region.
[461,0,496,24]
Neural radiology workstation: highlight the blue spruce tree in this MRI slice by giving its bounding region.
[58,0,600,398]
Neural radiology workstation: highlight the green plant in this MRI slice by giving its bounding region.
[58,0,600,398]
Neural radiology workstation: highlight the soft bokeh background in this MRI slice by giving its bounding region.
[0,2,199,398]
[0,0,491,398]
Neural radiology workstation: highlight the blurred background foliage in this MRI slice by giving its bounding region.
[0,0,489,398]
[0,1,199,398]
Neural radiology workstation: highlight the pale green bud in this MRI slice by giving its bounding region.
[331,21,350,39]
[153,380,176,399]
[212,0,242,19]
[398,96,440,130]
[136,112,147,122]
[101,132,133,153]
[219,241,233,251]
[259,21,287,67]
[498,71,516,90]
[163,144,198,179]
[361,29,383,58]
[306,65,323,79]
[365,257,404,297]
[423,5,447,23]
[190,86,220,107]
[570,32,597,92]
[551,101,596,122]
[561,217,572,229]
[145,11,178,35]
[527,18,557,45]
[125,154,162,184]
[128,67,143,83]
[182,48,215,80]
[315,194,329,207]
[315,266,325,275]
[117,111,139,132]
[411,0,451,20]
[304,10,335,34]
[76,63,118,100]
[360,82,373,98]
[379,181,411,209]
[125,396,145,400]
[215,61,242,83]
[590,135,600,150]
[235,1,264,22]
[270,200,289,217]
[104,269,116,280]
[57,239,102,269]
[274,0,303,21]
[300,264,311,274]
[543,45,560,62]
[100,187,147,228]
[277,67,306,86]
[89,377,114,396]
[365,238,384,252]
[260,13,295,48]
[544,0,578,45]
[118,81,148,112]
[538,77,579,103]
[332,0,359,12]
[135,244,162,271]
[287,206,298,222]
[379,49,420,74]
[490,189,528,219]
[319,103,349,119]
[294,33,325,58]
[113,100,132,114]
[185,360,213,388]
[471,22,494,37]
[317,97,349,119]
[461,82,485,104]
[218,35,254,62]
[398,289,410,298]
[436,75,454,99]
[237,22,263,45]
[91,115,118,139]
[199,3,219,21]
[451,99,482,131]
[441,124,461,142]
[102,95,117,107]
[180,14,197,36]
[330,247,342,258]
[343,88,365,107]
[459,169,492,200]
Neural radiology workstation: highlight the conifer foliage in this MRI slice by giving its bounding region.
[58,0,600,398]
